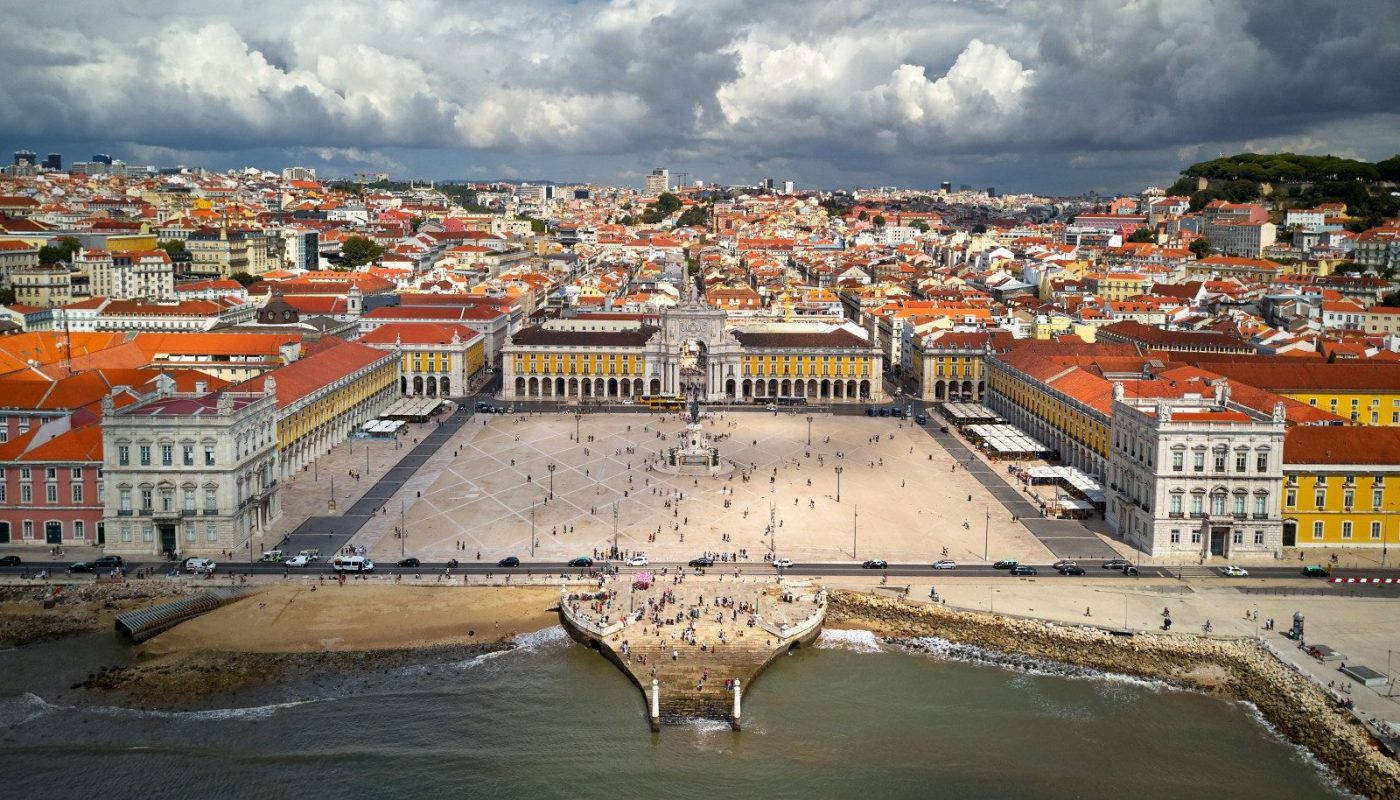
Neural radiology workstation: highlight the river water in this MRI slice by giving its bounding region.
[0,628,1347,799]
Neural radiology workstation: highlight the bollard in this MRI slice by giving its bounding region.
[731,679,741,731]
[650,679,661,732]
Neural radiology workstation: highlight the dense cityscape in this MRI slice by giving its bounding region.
[3,0,1400,796]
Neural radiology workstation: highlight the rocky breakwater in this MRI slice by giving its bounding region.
[0,582,195,646]
[829,591,1400,800]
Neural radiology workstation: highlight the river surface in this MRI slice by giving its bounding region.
[0,628,1346,799]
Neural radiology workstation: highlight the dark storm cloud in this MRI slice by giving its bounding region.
[0,0,1395,192]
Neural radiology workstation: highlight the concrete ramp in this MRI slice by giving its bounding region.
[114,587,259,643]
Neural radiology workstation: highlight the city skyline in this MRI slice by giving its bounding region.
[3,0,1398,193]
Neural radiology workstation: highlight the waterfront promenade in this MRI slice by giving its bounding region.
[559,574,825,728]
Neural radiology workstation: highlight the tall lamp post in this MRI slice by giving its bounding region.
[547,463,556,499]
[806,415,813,446]
[574,412,582,443]
[531,502,537,557]
[834,465,843,503]
[983,506,990,560]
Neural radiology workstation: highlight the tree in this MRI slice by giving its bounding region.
[0,288,14,306]
[156,239,186,257]
[339,235,385,269]
[655,192,682,215]
[37,235,81,265]
[1377,154,1400,182]
[909,219,929,232]
[872,214,886,227]
[677,205,709,227]
[231,272,264,287]
[1126,228,1155,243]
[971,223,987,234]
[409,216,426,234]
[1188,238,1212,259]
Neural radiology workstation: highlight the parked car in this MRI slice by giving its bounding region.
[397,557,421,568]
[992,559,1019,569]
[1222,565,1249,577]
[94,555,124,569]
[284,555,311,567]
[475,401,490,411]
[1122,565,1141,576]
[1010,565,1039,576]
[0,555,21,566]
[67,561,97,573]
[568,556,594,567]
[877,408,889,417]
[1101,558,1131,570]
[1051,559,1078,570]
[932,559,957,570]
[497,556,520,568]
[861,559,888,569]
[938,425,949,433]
[184,557,217,574]
[865,408,876,417]
[1058,565,1086,576]
[625,555,649,567]
[1301,564,1331,578]
[773,558,794,569]
[915,414,928,425]
[688,557,714,568]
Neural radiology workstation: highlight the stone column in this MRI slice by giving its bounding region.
[731,678,741,731]
[650,679,660,732]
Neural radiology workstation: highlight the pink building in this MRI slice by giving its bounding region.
[0,422,104,546]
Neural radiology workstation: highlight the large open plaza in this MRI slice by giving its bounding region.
[369,410,1059,565]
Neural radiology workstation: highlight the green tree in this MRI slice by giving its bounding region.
[655,192,682,215]
[37,235,82,264]
[231,272,264,287]
[1126,228,1155,243]
[677,205,709,227]
[872,214,886,227]
[971,223,987,234]
[1377,154,1400,182]
[1188,238,1212,259]
[909,219,930,232]
[339,235,385,268]
[0,288,15,306]
[156,239,186,257]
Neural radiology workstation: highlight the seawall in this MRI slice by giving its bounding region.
[828,590,1400,800]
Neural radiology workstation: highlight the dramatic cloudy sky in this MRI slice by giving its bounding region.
[3,0,1398,193]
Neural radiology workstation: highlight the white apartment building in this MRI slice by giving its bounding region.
[1106,381,1285,559]
[79,248,175,300]
[645,167,669,195]
[101,376,280,559]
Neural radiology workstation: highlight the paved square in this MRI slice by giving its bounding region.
[372,411,1058,565]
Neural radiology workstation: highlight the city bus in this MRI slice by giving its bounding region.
[640,394,686,412]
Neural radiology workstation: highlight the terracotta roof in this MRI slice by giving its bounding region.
[510,325,660,348]
[730,328,873,349]
[359,323,482,346]
[17,422,103,462]
[236,338,393,409]
[1183,361,1400,394]
[1284,426,1400,466]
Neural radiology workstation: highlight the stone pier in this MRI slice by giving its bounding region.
[560,575,825,729]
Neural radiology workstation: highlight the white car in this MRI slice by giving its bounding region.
[932,559,957,570]
[625,555,649,567]
[772,558,794,569]
[1222,565,1249,577]
[284,555,311,567]
[184,557,217,574]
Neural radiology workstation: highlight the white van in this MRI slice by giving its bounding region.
[331,555,375,573]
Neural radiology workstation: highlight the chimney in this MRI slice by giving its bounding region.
[195,380,207,394]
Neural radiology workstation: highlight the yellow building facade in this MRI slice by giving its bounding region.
[1281,427,1400,548]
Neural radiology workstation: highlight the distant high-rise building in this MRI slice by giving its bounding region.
[783,180,794,195]
[13,150,36,166]
[91,154,113,165]
[939,181,951,194]
[281,166,317,182]
[764,178,775,190]
[645,167,669,195]
[574,189,591,200]
[986,187,997,198]
[959,184,972,192]
[44,153,61,170]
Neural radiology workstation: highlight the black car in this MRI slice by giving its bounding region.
[915,414,927,425]
[861,559,888,569]
[1301,564,1331,578]
[67,561,97,573]
[1122,565,1141,576]
[497,556,520,568]
[1058,565,1086,576]
[890,408,905,419]
[0,555,20,566]
[877,408,889,417]
[1010,565,1039,576]
[688,557,714,568]
[1102,558,1130,570]
[568,556,594,567]
[94,555,124,568]
[865,408,876,417]
[992,559,1019,569]
[397,557,421,568]
[474,401,490,411]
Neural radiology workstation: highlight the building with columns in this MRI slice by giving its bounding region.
[359,322,486,398]
[501,292,884,404]
[101,375,280,559]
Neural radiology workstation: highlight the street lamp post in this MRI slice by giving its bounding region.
[531,502,536,557]
[399,498,405,558]
[853,504,858,559]
[983,506,990,560]
[834,465,843,503]
[806,415,813,446]
[547,463,556,499]
[574,412,582,443]
[328,474,336,512]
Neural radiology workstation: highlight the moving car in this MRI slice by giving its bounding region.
[67,561,97,573]
[625,555,649,567]
[688,557,714,568]
[498,556,520,568]
[992,559,1019,569]
[1101,558,1131,570]
[932,559,957,570]
[0,555,20,566]
[260,550,284,562]
[568,556,594,567]
[94,555,124,569]
[184,557,217,574]
[475,401,490,412]
[397,557,421,568]
[1301,564,1331,578]
[1057,565,1086,576]
[331,555,375,573]
[861,559,888,569]
[1010,565,1039,576]
[284,555,311,567]
[915,414,927,425]
[1222,565,1249,577]
[1051,559,1077,571]
[1122,565,1141,576]
[773,558,794,569]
